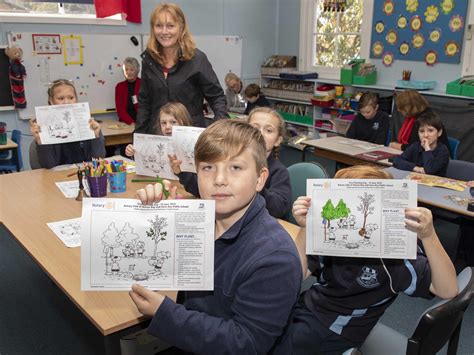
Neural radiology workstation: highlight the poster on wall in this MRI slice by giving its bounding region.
[370,0,468,64]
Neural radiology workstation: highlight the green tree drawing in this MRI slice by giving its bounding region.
[146,215,168,258]
[101,222,122,274]
[321,199,337,241]
[335,199,351,224]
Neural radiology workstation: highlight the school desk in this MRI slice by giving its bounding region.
[100,119,134,147]
[0,168,301,354]
[385,167,474,219]
[0,138,20,171]
[302,136,401,167]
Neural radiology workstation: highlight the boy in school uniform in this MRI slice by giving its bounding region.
[130,120,302,354]
[244,83,271,115]
[394,111,450,177]
[275,165,458,354]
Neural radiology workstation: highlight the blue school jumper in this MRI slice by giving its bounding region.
[146,195,302,354]
[394,141,450,176]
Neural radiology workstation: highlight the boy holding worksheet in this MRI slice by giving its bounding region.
[130,119,302,354]
[277,165,457,354]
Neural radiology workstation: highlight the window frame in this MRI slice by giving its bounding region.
[299,0,374,79]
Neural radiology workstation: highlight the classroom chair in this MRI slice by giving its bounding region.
[350,267,474,355]
[29,140,42,170]
[446,159,474,182]
[448,137,460,160]
[0,130,23,173]
[287,162,329,224]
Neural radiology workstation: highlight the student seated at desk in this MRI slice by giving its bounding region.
[170,107,292,219]
[125,102,192,158]
[393,111,450,177]
[130,120,302,354]
[275,165,457,355]
[224,72,246,113]
[244,83,271,115]
[30,79,106,169]
[345,92,390,145]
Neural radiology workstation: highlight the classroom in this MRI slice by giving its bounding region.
[0,1,473,354]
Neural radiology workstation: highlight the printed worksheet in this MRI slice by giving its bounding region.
[133,133,177,180]
[81,198,215,291]
[56,179,91,198]
[35,102,95,145]
[47,217,82,248]
[306,179,417,259]
[172,126,205,173]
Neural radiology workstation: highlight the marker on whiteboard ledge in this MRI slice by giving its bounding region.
[106,108,116,111]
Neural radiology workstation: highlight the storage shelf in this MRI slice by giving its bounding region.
[266,96,312,105]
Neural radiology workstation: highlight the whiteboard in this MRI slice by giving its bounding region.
[142,35,242,89]
[7,32,143,120]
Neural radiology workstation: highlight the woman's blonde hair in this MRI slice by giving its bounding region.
[194,120,268,173]
[153,102,192,135]
[395,89,429,116]
[334,165,393,179]
[224,72,241,87]
[47,79,77,105]
[147,3,196,64]
[248,107,286,159]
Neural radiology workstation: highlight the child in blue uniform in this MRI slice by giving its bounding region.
[170,107,292,219]
[394,110,450,177]
[130,120,302,354]
[30,79,106,169]
[345,92,390,145]
[244,83,271,115]
[275,165,457,354]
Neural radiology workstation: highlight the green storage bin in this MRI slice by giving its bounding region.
[353,71,377,85]
[279,111,313,126]
[446,79,462,95]
[340,59,365,85]
[461,82,474,97]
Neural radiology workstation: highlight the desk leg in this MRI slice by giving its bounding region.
[13,148,20,171]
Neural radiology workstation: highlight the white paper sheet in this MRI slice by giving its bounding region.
[306,179,417,259]
[133,133,177,179]
[171,126,205,173]
[47,217,82,248]
[35,102,95,145]
[81,198,215,291]
[55,179,90,198]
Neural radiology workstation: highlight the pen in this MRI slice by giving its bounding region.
[131,179,162,182]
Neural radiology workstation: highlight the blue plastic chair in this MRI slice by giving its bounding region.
[448,137,460,160]
[385,130,392,147]
[287,162,329,223]
[0,130,23,173]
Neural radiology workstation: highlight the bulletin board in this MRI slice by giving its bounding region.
[370,0,468,66]
[7,32,143,119]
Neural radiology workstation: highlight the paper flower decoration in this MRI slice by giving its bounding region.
[382,52,394,67]
[441,0,455,15]
[372,42,384,57]
[425,51,437,66]
[399,42,410,55]
[429,28,442,42]
[397,16,407,29]
[384,0,394,15]
[445,41,459,56]
[406,0,418,13]
[424,5,439,23]
[449,15,463,32]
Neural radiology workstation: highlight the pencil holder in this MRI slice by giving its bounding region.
[108,171,127,193]
[87,175,108,197]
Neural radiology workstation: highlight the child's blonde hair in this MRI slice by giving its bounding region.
[248,107,286,159]
[224,72,241,87]
[395,90,429,116]
[153,102,192,135]
[358,92,378,110]
[335,165,393,179]
[47,79,77,105]
[194,120,268,173]
[147,3,196,64]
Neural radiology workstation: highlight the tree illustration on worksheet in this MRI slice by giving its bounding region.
[102,222,123,274]
[119,222,140,247]
[146,215,168,258]
[321,199,337,241]
[357,192,375,235]
[335,199,351,225]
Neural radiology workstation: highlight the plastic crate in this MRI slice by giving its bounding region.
[446,79,462,95]
[396,80,437,90]
[353,71,377,85]
[278,111,313,126]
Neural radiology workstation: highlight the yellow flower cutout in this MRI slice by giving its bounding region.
[441,0,454,15]
[424,5,439,23]
[406,0,418,13]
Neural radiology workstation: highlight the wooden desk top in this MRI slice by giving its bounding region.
[304,136,401,167]
[100,119,135,137]
[0,139,18,150]
[0,169,301,336]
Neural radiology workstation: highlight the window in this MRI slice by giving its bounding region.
[0,1,124,25]
[299,0,374,79]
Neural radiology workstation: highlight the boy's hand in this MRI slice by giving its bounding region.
[89,118,101,138]
[129,284,165,316]
[404,207,436,241]
[168,154,182,175]
[136,180,177,204]
[292,196,311,227]
[125,144,135,157]
[421,138,430,151]
[30,118,42,144]
[413,166,425,174]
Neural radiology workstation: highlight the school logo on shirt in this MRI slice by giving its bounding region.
[356,266,380,288]
[372,122,379,130]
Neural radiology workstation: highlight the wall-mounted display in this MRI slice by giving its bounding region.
[370,0,468,64]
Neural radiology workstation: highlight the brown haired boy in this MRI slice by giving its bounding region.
[244,83,271,115]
